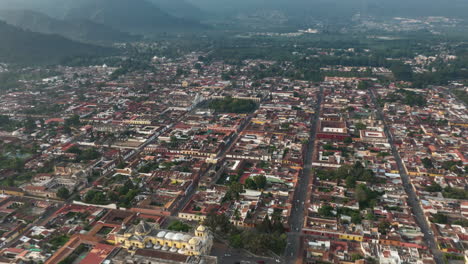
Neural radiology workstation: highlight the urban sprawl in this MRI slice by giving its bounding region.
[0,50,467,264]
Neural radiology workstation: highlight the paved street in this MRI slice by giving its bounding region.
[369,88,444,264]
[211,242,279,264]
[173,114,253,216]
[284,86,323,264]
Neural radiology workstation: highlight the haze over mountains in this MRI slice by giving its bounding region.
[0,0,205,64]
[1,0,468,65]
[1,0,467,39]
[64,0,206,34]
[0,0,206,36]
[0,10,140,44]
[187,0,468,19]
[0,21,113,65]
[148,0,206,20]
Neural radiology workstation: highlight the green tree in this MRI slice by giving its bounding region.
[271,209,285,233]
[49,235,70,250]
[204,212,233,234]
[0,115,18,131]
[422,157,434,169]
[355,123,367,130]
[358,81,370,90]
[431,213,448,224]
[351,212,362,224]
[355,184,369,203]
[76,148,100,162]
[63,125,72,135]
[24,118,36,132]
[351,253,364,261]
[229,233,243,248]
[244,178,257,190]
[378,221,391,235]
[365,212,376,221]
[390,62,413,81]
[57,187,70,199]
[425,182,442,193]
[167,221,191,232]
[253,175,267,190]
[65,115,81,126]
[355,184,381,209]
[224,182,244,201]
[318,204,334,218]
[208,97,257,114]
[256,215,272,233]
[443,187,468,199]
[116,161,126,169]
[84,190,108,205]
[346,176,356,188]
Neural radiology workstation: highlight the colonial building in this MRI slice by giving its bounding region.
[359,130,387,143]
[115,221,213,256]
[316,120,349,140]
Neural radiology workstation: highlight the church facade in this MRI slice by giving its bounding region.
[115,221,213,256]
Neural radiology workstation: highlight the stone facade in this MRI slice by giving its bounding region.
[115,221,213,256]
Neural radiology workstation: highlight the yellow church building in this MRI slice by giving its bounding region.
[115,221,213,256]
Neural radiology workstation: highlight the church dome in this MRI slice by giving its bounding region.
[189,237,200,245]
[196,225,206,232]
[135,220,152,235]
[165,232,176,240]
[182,235,192,242]
[174,233,184,241]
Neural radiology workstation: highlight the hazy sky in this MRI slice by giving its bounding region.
[0,0,467,20]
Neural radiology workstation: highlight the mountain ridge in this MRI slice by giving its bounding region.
[63,0,208,34]
[0,9,141,44]
[147,0,206,20]
[0,0,208,35]
[0,20,114,65]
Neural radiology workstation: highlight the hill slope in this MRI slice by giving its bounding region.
[64,0,206,34]
[0,0,207,34]
[0,21,114,65]
[147,0,206,20]
[0,10,140,43]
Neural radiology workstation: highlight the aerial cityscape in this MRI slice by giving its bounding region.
[0,1,467,264]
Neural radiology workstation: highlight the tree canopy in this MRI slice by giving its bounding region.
[167,221,191,232]
[208,97,257,114]
[316,162,383,187]
[57,187,70,199]
[245,175,267,190]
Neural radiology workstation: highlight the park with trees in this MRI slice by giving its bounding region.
[208,97,257,114]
